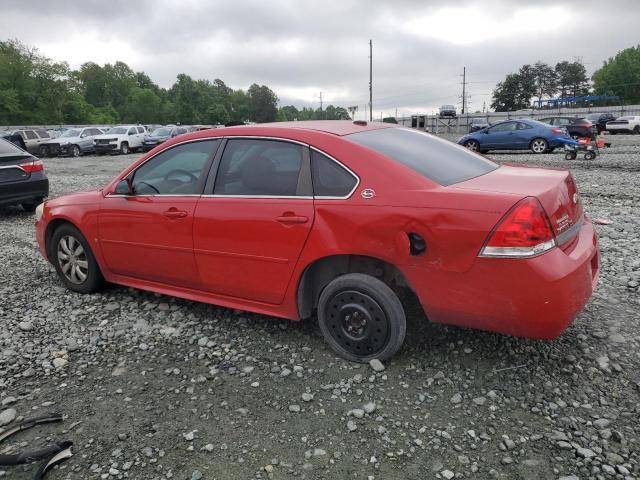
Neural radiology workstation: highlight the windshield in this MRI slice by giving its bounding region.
[106,127,128,134]
[151,127,172,136]
[60,129,81,138]
[472,119,485,124]
[347,127,498,186]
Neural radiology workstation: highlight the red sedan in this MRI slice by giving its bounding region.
[35,121,600,362]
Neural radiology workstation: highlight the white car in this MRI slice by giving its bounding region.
[93,125,147,155]
[606,116,640,135]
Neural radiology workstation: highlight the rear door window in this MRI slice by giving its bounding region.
[214,139,305,196]
[347,127,498,186]
[35,129,49,139]
[25,130,38,140]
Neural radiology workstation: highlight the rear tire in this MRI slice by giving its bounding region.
[530,138,548,154]
[120,142,130,155]
[21,198,42,212]
[317,273,406,363]
[51,224,104,294]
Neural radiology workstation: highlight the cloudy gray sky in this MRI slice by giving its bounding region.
[2,0,639,119]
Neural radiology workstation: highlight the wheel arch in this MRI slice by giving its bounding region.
[296,254,412,320]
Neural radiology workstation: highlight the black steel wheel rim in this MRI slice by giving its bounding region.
[324,290,390,357]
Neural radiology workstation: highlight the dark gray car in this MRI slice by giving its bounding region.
[0,138,49,211]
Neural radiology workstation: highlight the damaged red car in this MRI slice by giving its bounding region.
[35,121,600,362]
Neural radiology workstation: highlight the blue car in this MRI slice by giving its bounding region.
[142,126,188,151]
[457,118,569,154]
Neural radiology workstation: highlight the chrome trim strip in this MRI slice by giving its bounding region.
[200,195,313,200]
[0,164,27,172]
[309,146,360,200]
[105,194,202,198]
[556,214,584,245]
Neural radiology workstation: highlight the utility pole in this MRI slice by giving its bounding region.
[369,39,373,122]
[318,92,323,111]
[461,66,467,114]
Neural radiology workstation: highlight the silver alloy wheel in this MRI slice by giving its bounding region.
[121,143,129,154]
[531,139,547,153]
[57,235,89,284]
[465,140,479,151]
[71,145,80,157]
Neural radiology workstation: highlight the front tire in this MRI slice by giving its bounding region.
[464,139,480,152]
[317,273,406,363]
[633,126,640,135]
[530,138,548,154]
[120,142,130,155]
[51,224,104,294]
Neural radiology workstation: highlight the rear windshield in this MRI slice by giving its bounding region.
[346,127,498,186]
[0,138,31,161]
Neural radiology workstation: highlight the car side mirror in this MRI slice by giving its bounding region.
[114,179,133,195]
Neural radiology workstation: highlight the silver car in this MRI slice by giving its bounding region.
[39,127,105,157]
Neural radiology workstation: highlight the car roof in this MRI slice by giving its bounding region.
[220,120,395,136]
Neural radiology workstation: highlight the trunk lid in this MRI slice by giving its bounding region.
[451,165,583,243]
[0,151,35,183]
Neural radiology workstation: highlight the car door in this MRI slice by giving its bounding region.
[98,139,220,288]
[193,138,315,304]
[514,122,535,148]
[483,122,517,148]
[77,128,94,152]
[21,130,39,154]
[135,126,146,147]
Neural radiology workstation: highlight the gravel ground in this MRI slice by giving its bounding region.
[0,135,638,480]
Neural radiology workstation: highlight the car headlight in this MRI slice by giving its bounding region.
[35,202,45,221]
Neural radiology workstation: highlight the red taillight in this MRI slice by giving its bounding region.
[551,128,565,135]
[480,197,556,258]
[20,160,44,173]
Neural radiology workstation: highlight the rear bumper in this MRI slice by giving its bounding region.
[405,217,599,339]
[0,177,49,207]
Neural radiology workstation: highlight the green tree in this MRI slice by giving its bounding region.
[532,61,557,105]
[280,105,300,121]
[124,87,162,123]
[228,89,250,123]
[592,45,640,104]
[205,104,230,125]
[247,84,278,123]
[555,60,589,98]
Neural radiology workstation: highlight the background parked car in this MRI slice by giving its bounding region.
[583,112,616,133]
[7,128,51,154]
[538,116,597,139]
[469,118,490,132]
[439,105,457,118]
[1,131,27,150]
[94,125,146,154]
[606,116,640,134]
[142,126,188,151]
[458,118,569,154]
[39,127,105,157]
[0,137,48,211]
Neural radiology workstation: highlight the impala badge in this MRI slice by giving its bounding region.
[361,188,376,199]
